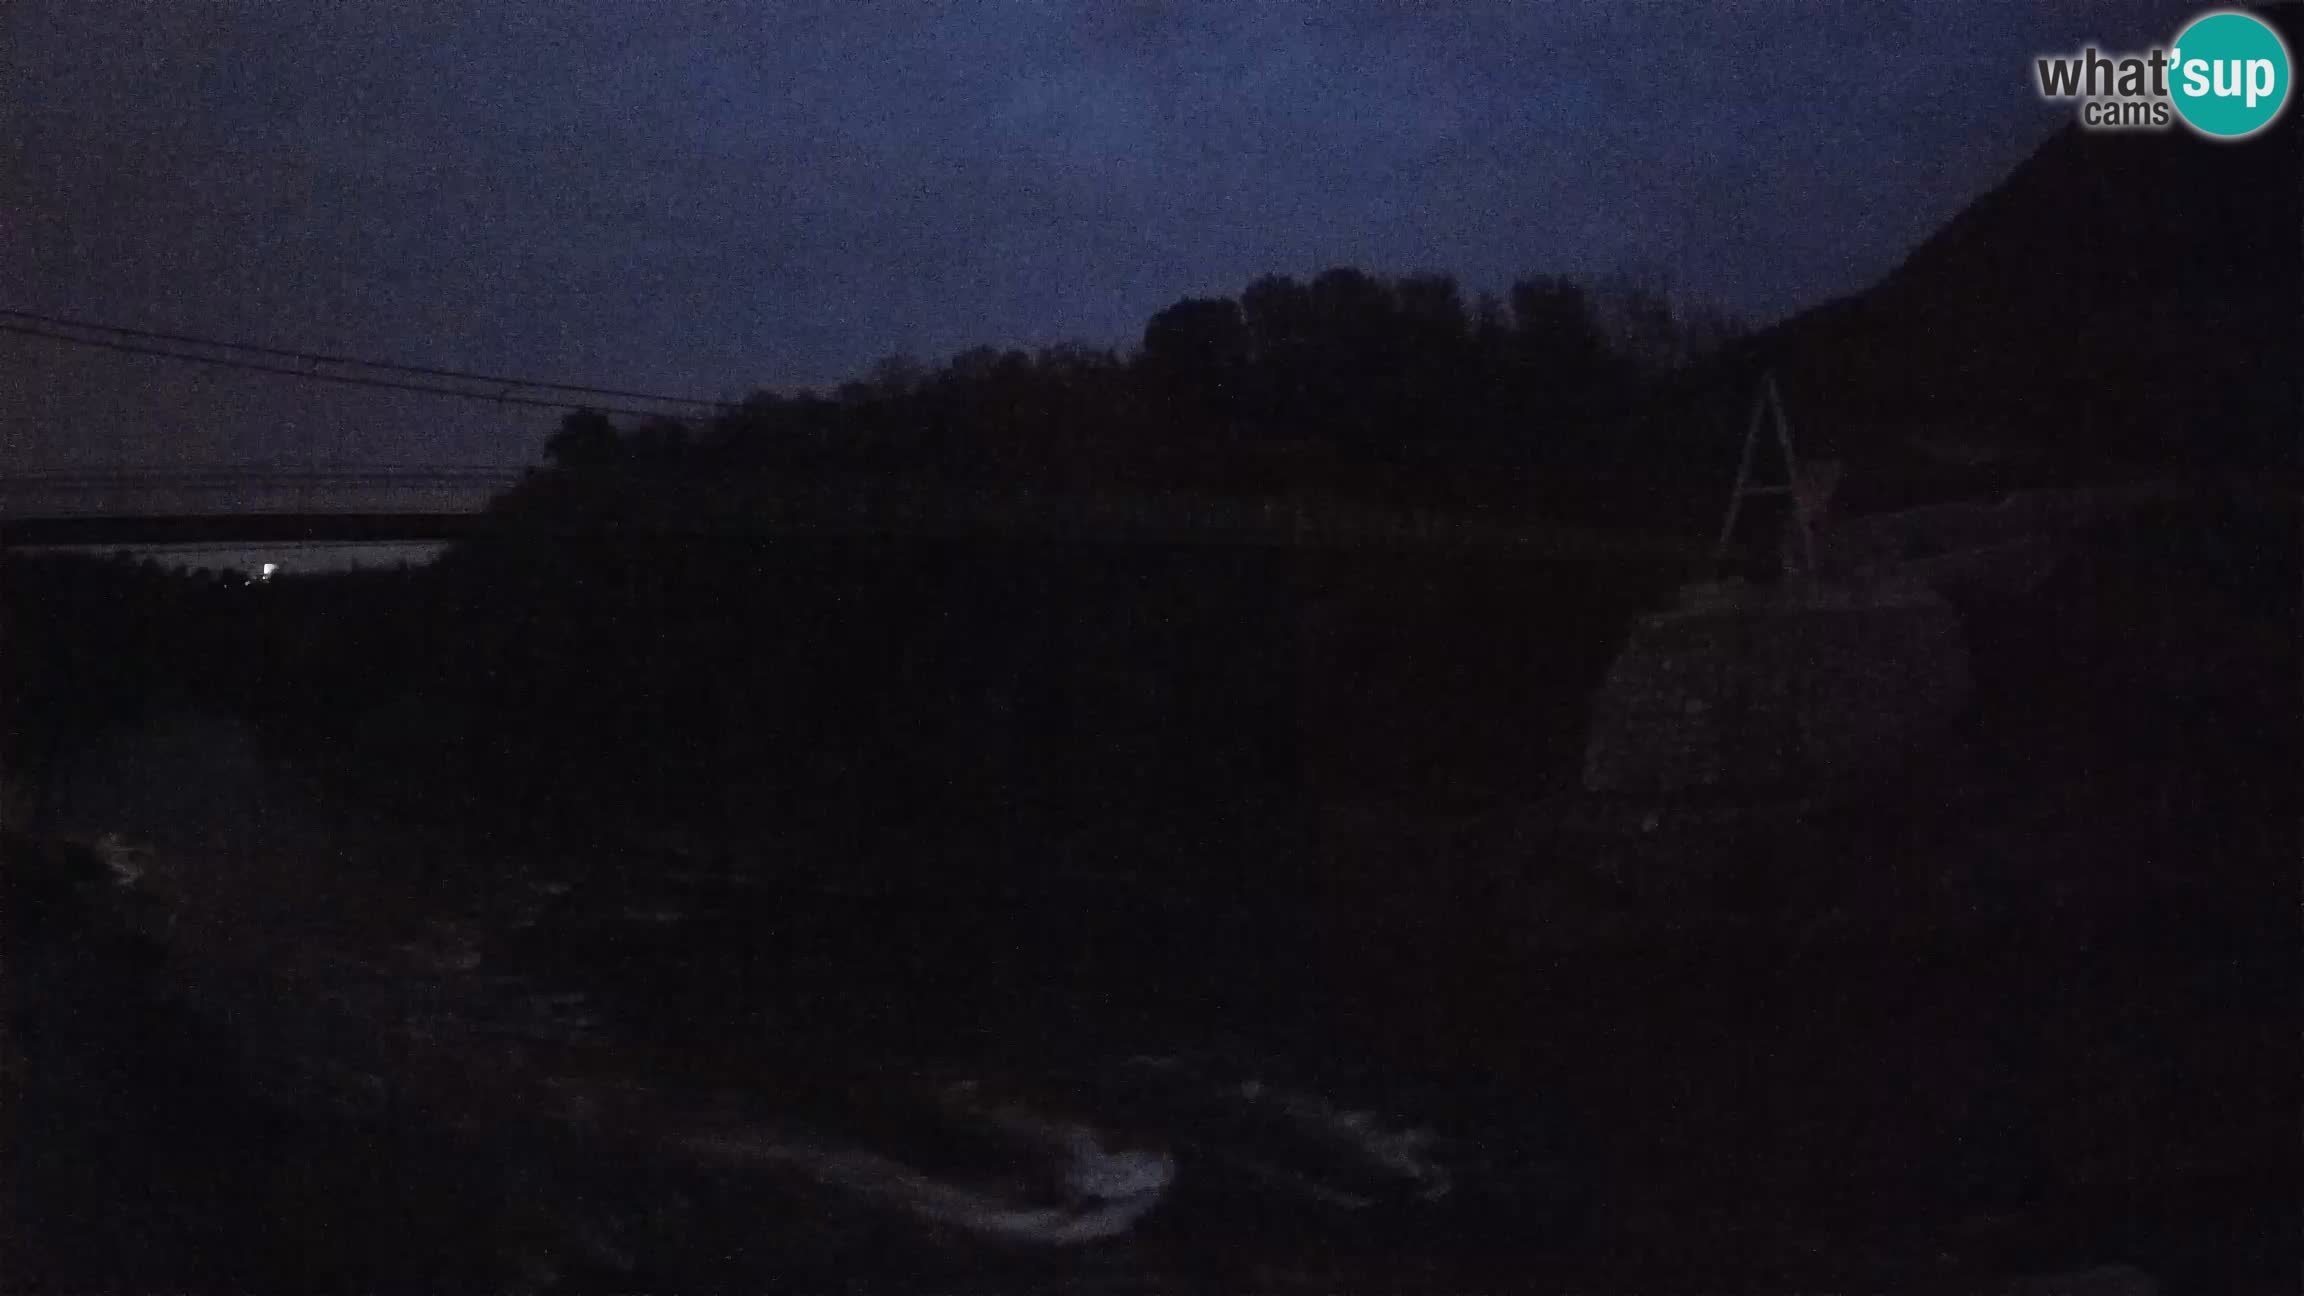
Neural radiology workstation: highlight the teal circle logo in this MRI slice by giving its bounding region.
[2169,11,2291,138]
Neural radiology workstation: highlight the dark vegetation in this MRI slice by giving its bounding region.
[3,67,2301,1288]
[3,488,2292,1292]
[4,263,1739,871]
[1621,16,2304,514]
[10,41,2296,839]
[584,266,1736,504]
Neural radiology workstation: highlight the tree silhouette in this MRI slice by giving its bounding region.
[1509,275,1606,388]
[1141,296,1251,435]
[544,410,624,468]
[514,262,1745,510]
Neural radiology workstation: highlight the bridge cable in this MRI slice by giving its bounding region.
[0,315,736,420]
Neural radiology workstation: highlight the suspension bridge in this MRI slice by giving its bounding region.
[0,463,1725,562]
[0,466,528,549]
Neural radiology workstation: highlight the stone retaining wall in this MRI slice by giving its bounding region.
[1582,590,1970,796]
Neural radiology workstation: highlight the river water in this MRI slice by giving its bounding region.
[38,709,1593,1293]
[34,702,2293,1293]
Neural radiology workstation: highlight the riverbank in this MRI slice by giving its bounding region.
[6,495,2294,1291]
[10,683,2293,1292]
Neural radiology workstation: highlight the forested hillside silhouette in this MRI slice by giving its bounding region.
[1621,4,2303,513]
[498,265,1736,525]
[3,265,1725,876]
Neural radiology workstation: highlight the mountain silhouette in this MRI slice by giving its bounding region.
[1626,1,2301,515]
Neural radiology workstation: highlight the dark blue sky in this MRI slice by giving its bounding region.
[3,0,2188,470]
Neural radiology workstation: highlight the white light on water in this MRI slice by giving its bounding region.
[259,563,279,580]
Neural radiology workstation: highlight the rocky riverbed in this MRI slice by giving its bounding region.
[6,695,2294,1293]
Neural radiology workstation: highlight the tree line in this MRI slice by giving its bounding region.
[0,265,1739,864]
[535,267,1743,500]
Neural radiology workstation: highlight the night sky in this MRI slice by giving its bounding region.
[4,0,2190,473]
